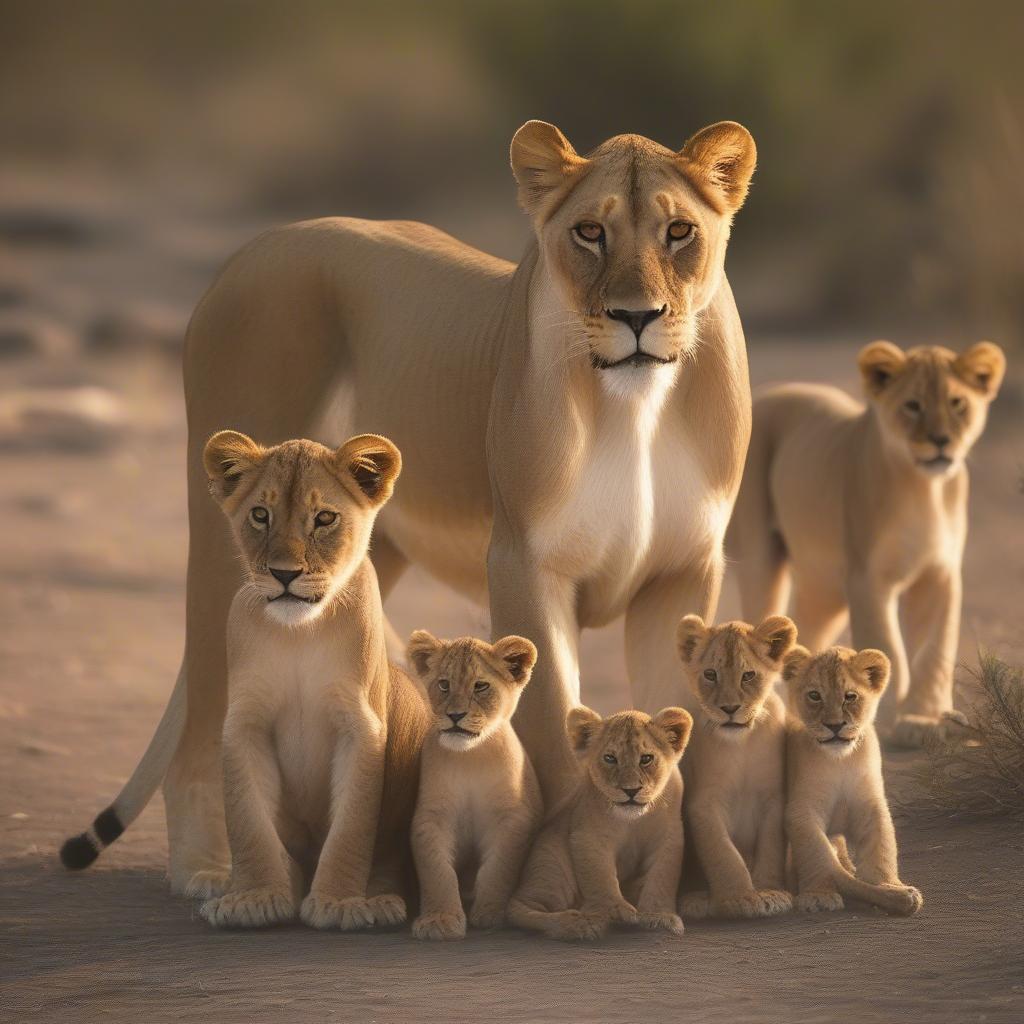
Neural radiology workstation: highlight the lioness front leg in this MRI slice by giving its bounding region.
[634,824,685,936]
[689,803,768,919]
[750,795,793,915]
[411,812,466,941]
[470,811,536,930]
[301,711,386,931]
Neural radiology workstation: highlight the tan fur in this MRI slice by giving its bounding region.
[730,341,1005,746]
[675,615,797,920]
[508,706,692,941]
[783,645,923,916]
[405,632,543,940]
[196,432,429,929]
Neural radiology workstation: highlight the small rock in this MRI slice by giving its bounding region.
[0,385,128,453]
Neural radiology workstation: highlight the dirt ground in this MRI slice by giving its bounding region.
[1,186,1022,1023]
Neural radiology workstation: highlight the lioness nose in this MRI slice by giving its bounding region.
[622,787,641,799]
[270,567,302,589]
[448,711,467,724]
[825,722,845,735]
[606,306,666,340]
[720,704,741,716]
[929,434,950,448]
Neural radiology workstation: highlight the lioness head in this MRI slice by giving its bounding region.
[676,614,797,740]
[203,430,401,627]
[511,119,755,396]
[567,706,692,819]
[406,631,537,751]
[782,645,890,758]
[858,340,1005,477]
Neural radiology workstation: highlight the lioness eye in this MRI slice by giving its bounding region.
[437,679,450,693]
[574,221,605,244]
[703,669,717,682]
[742,670,756,682]
[903,399,922,415]
[473,681,489,693]
[314,510,337,527]
[807,690,822,703]
[250,506,269,525]
[844,691,858,702]
[603,753,617,764]
[667,220,694,244]
[639,753,654,766]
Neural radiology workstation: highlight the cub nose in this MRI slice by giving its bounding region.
[929,434,950,448]
[270,567,302,589]
[720,704,741,716]
[448,711,467,724]
[622,787,641,799]
[606,306,666,341]
[825,722,845,735]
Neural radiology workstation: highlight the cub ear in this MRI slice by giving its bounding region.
[676,614,708,664]
[953,341,1005,399]
[751,615,798,667]
[566,705,603,757]
[679,121,757,213]
[782,645,812,684]
[858,340,907,396]
[510,120,588,224]
[652,707,693,759]
[337,434,401,506]
[491,635,538,685]
[406,630,442,679]
[851,648,890,692]
[203,430,265,503]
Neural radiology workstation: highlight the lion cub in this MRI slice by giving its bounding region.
[197,430,429,930]
[731,340,1005,747]
[783,644,923,916]
[508,706,692,941]
[405,630,543,940]
[675,614,797,920]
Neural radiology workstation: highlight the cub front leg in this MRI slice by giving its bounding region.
[688,802,766,919]
[470,808,537,930]
[301,708,386,931]
[785,806,844,913]
[634,818,685,936]
[750,794,793,915]
[411,810,466,941]
[847,797,922,916]
[569,825,636,928]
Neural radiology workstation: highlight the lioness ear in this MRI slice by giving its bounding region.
[851,648,890,692]
[858,340,907,396]
[751,615,798,667]
[491,635,538,685]
[337,434,401,506]
[652,707,693,758]
[566,705,603,757]
[676,614,708,664]
[782,645,812,684]
[954,341,1005,399]
[510,120,589,224]
[679,121,757,213]
[203,430,265,503]
[406,630,442,679]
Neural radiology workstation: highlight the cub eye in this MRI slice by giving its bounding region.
[473,681,490,693]
[602,753,618,764]
[250,506,269,525]
[741,670,756,682]
[950,395,966,412]
[639,753,654,766]
[314,510,337,528]
[437,679,450,693]
[666,220,694,245]
[574,221,605,245]
[807,690,822,703]
[844,691,858,702]
[703,669,717,682]
[903,399,922,415]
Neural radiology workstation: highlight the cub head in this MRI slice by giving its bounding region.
[676,614,797,740]
[858,340,1005,478]
[511,119,755,397]
[203,430,401,627]
[567,706,692,819]
[782,645,890,758]
[406,631,537,751]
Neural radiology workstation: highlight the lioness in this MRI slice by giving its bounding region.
[64,118,756,891]
[783,645,923,916]
[406,630,543,940]
[508,706,692,941]
[195,430,429,927]
[675,614,796,920]
[730,340,1005,747]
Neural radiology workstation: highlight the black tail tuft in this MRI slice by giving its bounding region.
[60,833,100,870]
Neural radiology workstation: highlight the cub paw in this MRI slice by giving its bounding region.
[883,884,924,916]
[636,911,685,937]
[412,910,467,941]
[679,891,710,920]
[754,889,793,916]
[795,890,844,913]
[469,902,506,930]
[367,893,407,927]
[550,910,607,942]
[712,891,770,919]
[584,898,637,925]
[300,893,375,931]
[889,711,970,750]
[200,888,296,928]
[183,868,231,900]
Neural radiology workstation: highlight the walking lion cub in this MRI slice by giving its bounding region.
[405,630,543,940]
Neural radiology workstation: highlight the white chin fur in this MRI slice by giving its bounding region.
[438,730,484,752]
[598,361,676,403]
[714,724,751,743]
[818,737,858,758]
[264,597,327,627]
[611,802,649,821]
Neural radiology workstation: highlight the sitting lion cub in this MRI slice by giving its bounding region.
[783,644,923,916]
[508,705,692,941]
[675,613,797,920]
[731,340,1005,747]
[405,630,543,940]
[198,430,429,929]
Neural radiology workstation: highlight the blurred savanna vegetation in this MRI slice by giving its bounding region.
[2,0,1022,343]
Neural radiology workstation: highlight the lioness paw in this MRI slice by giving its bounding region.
[367,893,407,927]
[184,868,231,900]
[795,890,844,913]
[469,902,506,930]
[636,911,685,937]
[755,889,793,916]
[412,910,467,941]
[200,888,296,928]
[889,712,969,750]
[680,891,710,920]
[300,893,375,931]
